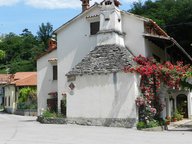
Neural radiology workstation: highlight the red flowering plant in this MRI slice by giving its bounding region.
[180,70,192,90]
[124,55,191,125]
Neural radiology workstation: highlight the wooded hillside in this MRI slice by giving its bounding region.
[0,23,53,73]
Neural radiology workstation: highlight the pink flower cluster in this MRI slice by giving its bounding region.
[150,107,157,114]
[135,97,145,107]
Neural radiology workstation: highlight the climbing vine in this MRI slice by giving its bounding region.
[124,55,191,123]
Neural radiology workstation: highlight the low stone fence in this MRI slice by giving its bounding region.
[37,117,136,128]
[37,116,67,124]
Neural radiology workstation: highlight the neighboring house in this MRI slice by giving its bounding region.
[37,39,58,114]
[0,74,11,106]
[37,0,192,127]
[4,72,37,114]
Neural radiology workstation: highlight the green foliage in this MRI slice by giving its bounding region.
[42,110,64,118]
[137,121,146,130]
[17,102,37,110]
[129,0,192,57]
[37,22,53,49]
[181,71,192,91]
[17,87,37,110]
[136,120,160,130]
[146,120,159,128]
[42,110,57,118]
[173,110,184,120]
[0,28,45,73]
[0,50,5,60]
[19,87,37,103]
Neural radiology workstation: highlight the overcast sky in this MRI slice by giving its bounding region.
[0,0,148,35]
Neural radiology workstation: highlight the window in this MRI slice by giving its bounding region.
[8,96,10,106]
[53,65,57,80]
[90,22,100,35]
[4,97,6,106]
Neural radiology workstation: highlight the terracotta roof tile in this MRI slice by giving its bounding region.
[0,74,11,84]
[11,72,37,86]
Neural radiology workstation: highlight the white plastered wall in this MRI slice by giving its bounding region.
[67,72,140,119]
[57,7,99,112]
[37,50,58,115]
[4,85,16,113]
[122,13,146,57]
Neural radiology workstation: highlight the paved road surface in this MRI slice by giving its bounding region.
[0,112,192,144]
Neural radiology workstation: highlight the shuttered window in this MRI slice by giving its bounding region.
[90,22,100,35]
[53,66,57,80]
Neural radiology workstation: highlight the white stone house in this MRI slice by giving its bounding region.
[37,0,192,127]
[37,39,58,114]
[4,72,37,114]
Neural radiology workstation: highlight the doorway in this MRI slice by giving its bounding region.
[176,94,188,118]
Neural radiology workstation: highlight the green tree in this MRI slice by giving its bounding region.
[19,87,37,103]
[37,22,53,50]
[18,87,37,110]
[0,29,44,73]
[0,50,5,60]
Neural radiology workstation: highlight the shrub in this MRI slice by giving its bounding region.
[157,118,165,126]
[137,120,160,130]
[137,121,146,130]
[146,120,159,128]
[17,102,37,110]
[17,102,28,110]
[172,110,183,121]
[42,110,64,118]
[42,110,57,118]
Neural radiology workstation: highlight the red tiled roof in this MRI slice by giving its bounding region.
[0,74,11,84]
[11,72,37,86]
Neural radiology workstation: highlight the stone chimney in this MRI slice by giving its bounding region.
[81,0,90,12]
[48,38,57,51]
[114,0,121,7]
[97,0,125,47]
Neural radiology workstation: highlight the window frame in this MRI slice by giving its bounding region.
[90,21,100,35]
[53,65,57,80]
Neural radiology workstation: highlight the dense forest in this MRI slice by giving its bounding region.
[129,0,192,56]
[0,23,53,73]
[0,0,191,73]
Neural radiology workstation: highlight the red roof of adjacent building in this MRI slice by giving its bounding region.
[11,72,37,86]
[0,74,11,84]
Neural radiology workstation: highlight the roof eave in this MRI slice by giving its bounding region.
[144,34,192,62]
[36,47,57,60]
[54,3,99,34]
